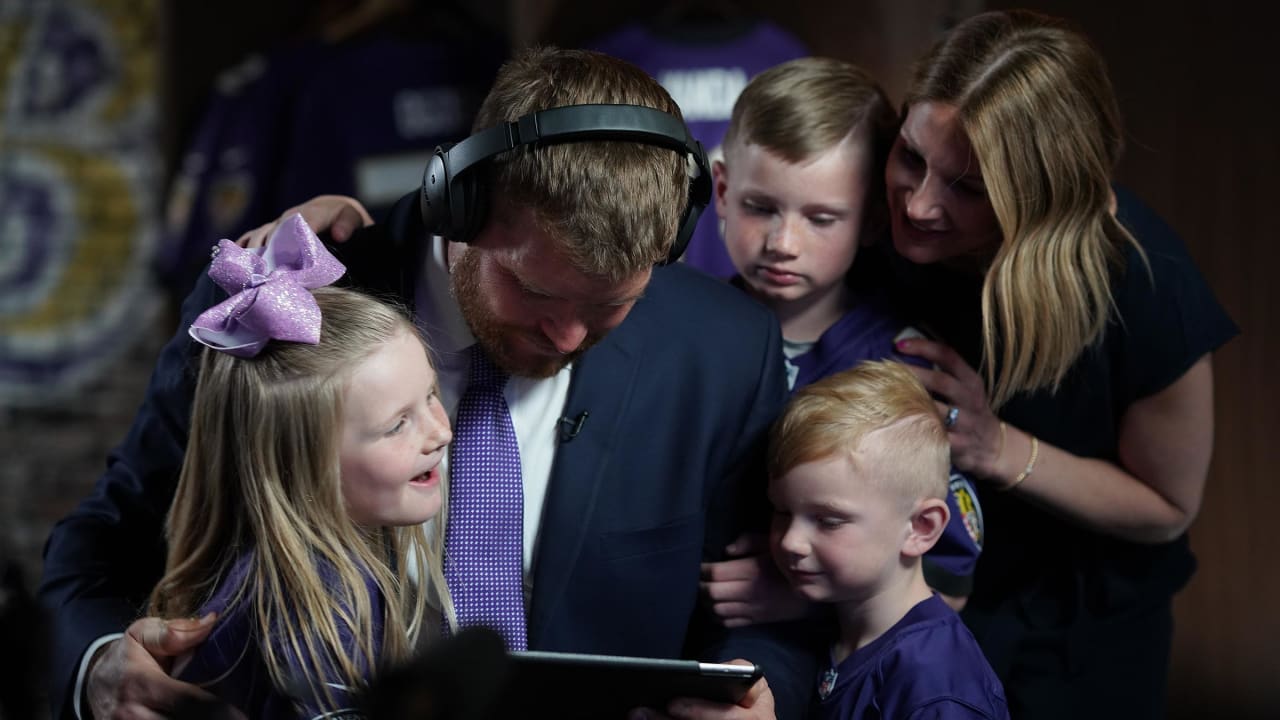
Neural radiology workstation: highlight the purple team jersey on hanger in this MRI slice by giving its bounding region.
[157,32,505,298]
[587,21,809,278]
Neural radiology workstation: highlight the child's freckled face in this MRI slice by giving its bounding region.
[715,131,873,309]
[339,331,452,527]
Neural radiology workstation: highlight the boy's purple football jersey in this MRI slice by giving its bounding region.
[817,594,1008,720]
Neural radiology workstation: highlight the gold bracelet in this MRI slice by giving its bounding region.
[1003,433,1038,492]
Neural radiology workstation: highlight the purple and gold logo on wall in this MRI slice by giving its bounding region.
[0,0,160,405]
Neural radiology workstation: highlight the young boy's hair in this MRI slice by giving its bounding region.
[150,286,450,708]
[473,46,689,280]
[769,360,949,505]
[722,56,899,239]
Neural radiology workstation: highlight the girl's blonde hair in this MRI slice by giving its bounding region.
[149,286,453,710]
[905,10,1147,408]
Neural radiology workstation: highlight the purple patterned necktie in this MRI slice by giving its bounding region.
[443,344,528,650]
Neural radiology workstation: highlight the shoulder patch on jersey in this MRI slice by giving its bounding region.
[949,473,984,548]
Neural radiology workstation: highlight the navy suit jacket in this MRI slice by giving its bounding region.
[40,192,816,719]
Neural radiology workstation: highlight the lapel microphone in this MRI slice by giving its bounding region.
[557,411,589,443]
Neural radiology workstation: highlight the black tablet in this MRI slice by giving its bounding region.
[501,651,764,718]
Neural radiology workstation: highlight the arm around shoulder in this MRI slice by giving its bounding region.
[39,275,222,718]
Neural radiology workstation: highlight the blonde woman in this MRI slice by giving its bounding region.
[885,10,1237,718]
[148,217,453,718]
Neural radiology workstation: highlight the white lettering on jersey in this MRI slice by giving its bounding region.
[657,68,748,122]
[394,88,466,139]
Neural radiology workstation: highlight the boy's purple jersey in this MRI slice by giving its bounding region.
[586,21,809,278]
[817,594,1008,720]
[157,33,505,298]
[786,292,918,391]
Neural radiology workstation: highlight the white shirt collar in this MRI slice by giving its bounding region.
[416,235,474,358]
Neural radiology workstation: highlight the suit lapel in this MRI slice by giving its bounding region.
[526,314,646,645]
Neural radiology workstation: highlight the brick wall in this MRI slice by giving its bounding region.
[0,312,169,719]
[1,315,170,584]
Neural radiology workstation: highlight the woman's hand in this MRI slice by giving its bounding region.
[237,194,374,248]
[900,336,1215,543]
[895,337,1006,481]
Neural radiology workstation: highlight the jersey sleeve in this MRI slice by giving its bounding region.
[273,565,386,720]
[923,471,984,596]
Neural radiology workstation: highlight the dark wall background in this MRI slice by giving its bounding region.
[4,1,1274,717]
[980,3,1279,715]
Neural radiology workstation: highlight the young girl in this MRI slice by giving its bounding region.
[147,216,454,718]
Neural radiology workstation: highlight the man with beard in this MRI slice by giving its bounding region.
[41,47,813,720]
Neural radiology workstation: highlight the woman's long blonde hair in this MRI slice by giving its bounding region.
[149,287,453,710]
[905,10,1147,408]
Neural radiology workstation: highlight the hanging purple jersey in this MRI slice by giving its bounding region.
[586,21,809,279]
[157,31,505,299]
[157,41,324,299]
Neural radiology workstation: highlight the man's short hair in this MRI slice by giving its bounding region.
[473,46,689,280]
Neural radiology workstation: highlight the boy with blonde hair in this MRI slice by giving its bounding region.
[768,361,1007,719]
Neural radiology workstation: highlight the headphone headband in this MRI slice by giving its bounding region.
[420,104,710,265]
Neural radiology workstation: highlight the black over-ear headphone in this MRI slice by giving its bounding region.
[420,103,711,265]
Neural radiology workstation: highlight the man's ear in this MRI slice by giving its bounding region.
[902,498,949,558]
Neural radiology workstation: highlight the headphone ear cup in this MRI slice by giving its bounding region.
[420,146,452,236]
[454,163,489,245]
[665,206,696,266]
[662,155,712,265]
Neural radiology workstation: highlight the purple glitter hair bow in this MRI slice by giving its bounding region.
[189,214,346,358]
